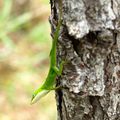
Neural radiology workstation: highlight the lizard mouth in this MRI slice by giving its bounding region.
[31,90,50,104]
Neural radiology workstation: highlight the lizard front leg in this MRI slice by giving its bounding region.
[53,60,65,76]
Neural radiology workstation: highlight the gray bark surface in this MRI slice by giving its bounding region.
[50,0,120,120]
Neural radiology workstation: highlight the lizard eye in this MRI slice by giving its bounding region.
[31,94,35,100]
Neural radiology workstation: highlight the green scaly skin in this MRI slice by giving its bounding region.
[31,1,63,104]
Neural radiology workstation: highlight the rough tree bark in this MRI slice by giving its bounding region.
[50,0,120,120]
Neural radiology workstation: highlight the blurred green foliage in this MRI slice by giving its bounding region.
[0,0,56,120]
[0,0,32,48]
[29,21,50,43]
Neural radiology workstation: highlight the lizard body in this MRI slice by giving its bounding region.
[31,0,63,104]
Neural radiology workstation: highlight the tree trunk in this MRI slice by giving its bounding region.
[50,0,120,120]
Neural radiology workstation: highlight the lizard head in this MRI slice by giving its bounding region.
[31,89,50,104]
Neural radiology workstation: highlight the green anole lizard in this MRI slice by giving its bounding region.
[31,0,63,104]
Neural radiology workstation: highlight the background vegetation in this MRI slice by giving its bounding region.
[0,0,57,120]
